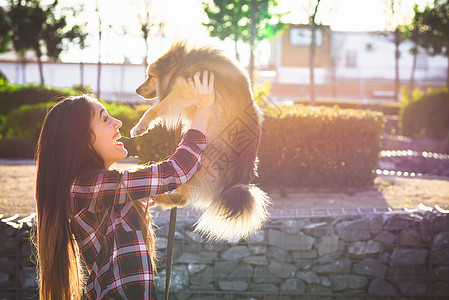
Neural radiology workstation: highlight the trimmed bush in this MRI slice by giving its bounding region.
[0,98,385,189]
[1,102,57,140]
[104,103,177,160]
[0,71,8,83]
[0,83,77,114]
[400,89,449,142]
[294,99,400,116]
[0,138,36,158]
[258,104,385,188]
[0,100,177,162]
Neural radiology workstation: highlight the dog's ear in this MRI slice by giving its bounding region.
[157,54,177,77]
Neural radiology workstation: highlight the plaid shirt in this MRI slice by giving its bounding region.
[70,129,207,300]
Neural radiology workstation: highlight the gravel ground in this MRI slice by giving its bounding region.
[1,159,448,218]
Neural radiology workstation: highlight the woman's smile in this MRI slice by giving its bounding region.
[90,101,128,168]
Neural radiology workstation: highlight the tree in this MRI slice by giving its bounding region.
[0,6,11,54]
[203,0,247,61]
[8,0,44,84]
[308,0,323,105]
[401,19,422,99]
[202,0,284,82]
[95,0,102,98]
[65,24,88,87]
[132,0,165,68]
[383,0,403,102]
[7,0,85,86]
[408,0,449,90]
[134,0,164,68]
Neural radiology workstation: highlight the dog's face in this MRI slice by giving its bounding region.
[135,66,158,99]
[136,45,186,100]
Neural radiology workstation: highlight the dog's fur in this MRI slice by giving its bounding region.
[130,42,270,241]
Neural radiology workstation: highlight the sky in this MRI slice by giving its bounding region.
[1,0,434,65]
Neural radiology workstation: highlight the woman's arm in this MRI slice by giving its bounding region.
[119,128,207,197]
[70,129,207,211]
[71,71,215,212]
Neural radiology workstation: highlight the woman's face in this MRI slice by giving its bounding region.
[90,101,128,168]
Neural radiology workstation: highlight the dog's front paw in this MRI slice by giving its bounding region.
[130,124,149,138]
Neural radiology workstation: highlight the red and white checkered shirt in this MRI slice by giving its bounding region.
[70,129,207,299]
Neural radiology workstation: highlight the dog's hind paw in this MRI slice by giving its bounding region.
[130,124,148,138]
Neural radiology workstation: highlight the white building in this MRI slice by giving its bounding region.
[0,24,447,103]
[0,60,147,103]
[268,24,447,101]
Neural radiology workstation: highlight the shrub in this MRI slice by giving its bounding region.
[102,103,177,159]
[0,97,385,189]
[257,104,385,188]
[132,125,177,163]
[294,99,400,116]
[400,89,449,142]
[0,100,177,162]
[1,102,56,140]
[0,138,36,158]
[0,83,77,114]
[0,71,8,83]
[72,85,93,94]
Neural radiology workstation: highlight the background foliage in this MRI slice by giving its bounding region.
[400,88,449,143]
[0,84,389,189]
[0,82,77,114]
[258,105,385,188]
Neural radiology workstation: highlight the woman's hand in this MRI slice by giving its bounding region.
[188,70,215,109]
[188,70,215,135]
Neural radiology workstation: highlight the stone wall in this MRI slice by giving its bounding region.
[152,209,449,299]
[1,209,449,299]
[0,214,36,300]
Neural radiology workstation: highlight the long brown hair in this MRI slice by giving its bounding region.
[35,96,103,299]
[35,95,157,299]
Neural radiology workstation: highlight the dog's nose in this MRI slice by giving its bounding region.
[135,87,141,95]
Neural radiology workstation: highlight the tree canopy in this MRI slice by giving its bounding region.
[202,0,285,81]
[1,0,86,85]
[0,6,11,54]
[407,0,449,88]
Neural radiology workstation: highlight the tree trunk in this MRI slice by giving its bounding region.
[21,57,26,84]
[310,23,316,105]
[309,0,321,106]
[447,56,449,90]
[80,61,84,87]
[37,54,45,86]
[409,50,417,100]
[248,0,256,84]
[97,60,102,99]
[143,28,149,69]
[144,40,149,69]
[394,28,400,102]
[96,0,102,99]
[234,39,240,61]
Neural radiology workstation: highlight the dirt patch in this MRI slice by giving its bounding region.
[0,162,448,218]
[269,175,449,211]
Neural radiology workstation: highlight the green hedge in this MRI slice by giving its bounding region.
[294,99,400,116]
[257,105,385,188]
[0,138,36,158]
[1,98,385,189]
[1,102,56,140]
[104,103,177,162]
[0,101,177,160]
[400,89,449,142]
[0,83,77,114]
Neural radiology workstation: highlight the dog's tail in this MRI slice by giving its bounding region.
[194,184,271,241]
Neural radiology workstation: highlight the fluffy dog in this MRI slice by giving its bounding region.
[130,42,270,241]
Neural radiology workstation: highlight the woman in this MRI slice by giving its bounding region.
[35,71,214,299]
